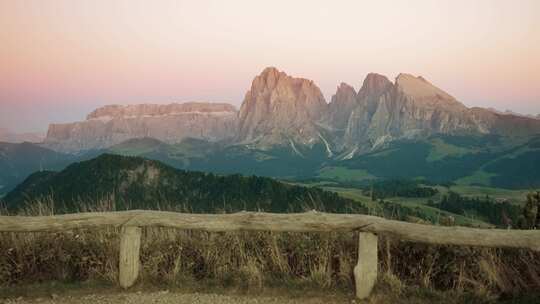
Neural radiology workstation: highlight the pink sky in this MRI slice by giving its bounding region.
[1,0,539,132]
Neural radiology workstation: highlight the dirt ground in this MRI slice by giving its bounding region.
[0,290,354,304]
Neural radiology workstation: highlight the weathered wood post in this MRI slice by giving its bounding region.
[353,232,378,299]
[119,226,142,288]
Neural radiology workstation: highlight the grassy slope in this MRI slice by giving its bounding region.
[319,134,540,189]
[425,137,472,162]
[444,185,529,204]
[322,185,493,227]
[317,167,376,182]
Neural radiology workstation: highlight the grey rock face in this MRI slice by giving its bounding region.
[237,67,327,148]
[44,103,238,153]
[340,73,393,150]
[336,73,487,156]
[324,83,358,130]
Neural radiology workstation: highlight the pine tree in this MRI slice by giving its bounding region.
[521,191,540,229]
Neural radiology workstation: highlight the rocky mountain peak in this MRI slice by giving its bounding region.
[395,73,455,101]
[248,67,324,105]
[333,83,357,103]
[324,83,358,130]
[238,67,327,146]
[253,67,284,90]
[359,73,392,98]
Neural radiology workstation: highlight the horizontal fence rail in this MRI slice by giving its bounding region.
[1,210,539,250]
[1,210,539,299]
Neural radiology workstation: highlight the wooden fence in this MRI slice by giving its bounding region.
[1,210,539,299]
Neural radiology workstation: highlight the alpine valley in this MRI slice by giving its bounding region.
[2,67,540,199]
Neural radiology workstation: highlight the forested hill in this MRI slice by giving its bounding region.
[2,154,365,214]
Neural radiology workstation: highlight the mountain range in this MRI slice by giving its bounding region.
[0,128,44,144]
[43,67,540,157]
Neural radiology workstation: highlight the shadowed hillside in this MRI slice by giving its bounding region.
[0,142,75,195]
[2,154,365,214]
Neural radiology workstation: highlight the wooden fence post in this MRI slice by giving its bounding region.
[354,232,378,299]
[119,226,142,288]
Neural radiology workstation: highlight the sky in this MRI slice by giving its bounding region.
[1,0,539,132]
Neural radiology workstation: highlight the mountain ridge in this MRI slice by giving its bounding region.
[45,102,238,152]
[43,67,540,158]
[0,128,45,143]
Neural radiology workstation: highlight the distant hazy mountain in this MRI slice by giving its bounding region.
[44,102,238,153]
[43,67,540,159]
[0,128,44,143]
[487,108,540,120]
[3,154,363,214]
[0,142,74,195]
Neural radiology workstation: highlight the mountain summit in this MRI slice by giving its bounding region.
[336,72,482,154]
[237,67,327,147]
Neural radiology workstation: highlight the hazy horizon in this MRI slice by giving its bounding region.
[1,0,539,133]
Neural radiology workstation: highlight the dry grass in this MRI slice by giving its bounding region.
[1,199,539,302]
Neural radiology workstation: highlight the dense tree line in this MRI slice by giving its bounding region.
[432,191,521,227]
[363,179,438,200]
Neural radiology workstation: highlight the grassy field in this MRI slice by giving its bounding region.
[292,173,533,228]
[444,185,529,204]
[426,138,472,162]
[293,174,531,228]
[317,167,376,183]
[322,186,494,228]
[454,170,498,187]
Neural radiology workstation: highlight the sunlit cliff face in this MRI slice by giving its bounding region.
[1,0,539,132]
